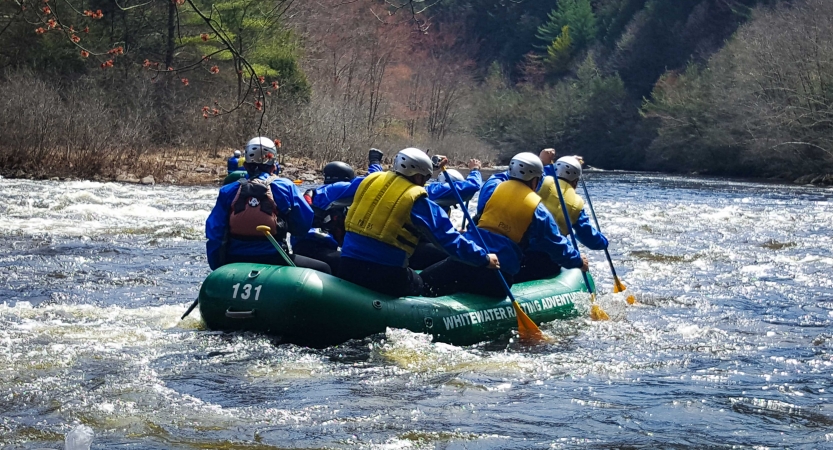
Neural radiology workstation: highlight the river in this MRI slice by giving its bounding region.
[1,173,832,449]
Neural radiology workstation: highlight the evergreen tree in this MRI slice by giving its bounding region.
[544,26,573,74]
[536,0,597,51]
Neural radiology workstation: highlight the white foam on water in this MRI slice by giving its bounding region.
[0,178,214,238]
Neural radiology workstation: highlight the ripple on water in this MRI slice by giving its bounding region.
[2,174,833,448]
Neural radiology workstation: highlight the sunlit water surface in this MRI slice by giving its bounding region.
[1,174,832,449]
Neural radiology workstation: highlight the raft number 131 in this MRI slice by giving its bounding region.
[231,283,262,301]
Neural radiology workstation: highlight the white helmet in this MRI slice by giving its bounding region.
[394,147,433,177]
[508,152,544,181]
[245,137,277,165]
[233,150,241,157]
[555,156,582,182]
[441,169,464,183]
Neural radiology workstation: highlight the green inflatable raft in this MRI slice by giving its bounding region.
[198,264,593,347]
[223,170,247,185]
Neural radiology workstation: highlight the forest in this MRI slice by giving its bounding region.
[1,0,832,183]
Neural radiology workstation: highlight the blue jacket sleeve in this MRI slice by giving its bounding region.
[573,210,608,250]
[528,204,583,269]
[427,169,482,204]
[315,167,380,209]
[458,169,483,201]
[411,197,490,267]
[270,179,314,237]
[313,181,353,209]
[543,164,556,178]
[205,185,237,270]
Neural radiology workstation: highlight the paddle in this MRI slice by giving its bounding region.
[181,298,199,320]
[579,177,636,305]
[256,225,296,267]
[183,225,295,321]
[553,178,610,321]
[441,167,549,343]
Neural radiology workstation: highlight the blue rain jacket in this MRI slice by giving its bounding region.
[341,197,490,268]
[473,180,583,275]
[569,210,608,250]
[426,170,483,209]
[227,157,239,174]
[206,172,314,270]
[292,164,383,250]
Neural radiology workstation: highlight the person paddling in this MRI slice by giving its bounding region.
[410,157,484,270]
[227,150,242,174]
[421,152,588,298]
[476,148,556,217]
[205,137,330,274]
[339,147,498,297]
[516,155,608,282]
[292,149,385,275]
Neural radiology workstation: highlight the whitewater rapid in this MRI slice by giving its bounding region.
[1,174,832,448]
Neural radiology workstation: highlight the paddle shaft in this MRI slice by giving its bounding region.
[579,177,619,279]
[553,178,595,295]
[441,169,516,303]
[263,230,296,267]
[181,297,199,320]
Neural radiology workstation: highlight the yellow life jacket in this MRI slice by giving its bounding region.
[478,179,540,243]
[345,171,427,255]
[238,157,245,167]
[539,176,585,236]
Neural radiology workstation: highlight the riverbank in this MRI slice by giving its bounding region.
[2,150,831,187]
[0,148,495,186]
[0,150,332,186]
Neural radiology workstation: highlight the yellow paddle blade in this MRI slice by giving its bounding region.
[589,294,610,321]
[512,301,551,344]
[613,276,637,305]
[590,304,610,321]
[612,276,626,293]
[256,225,271,235]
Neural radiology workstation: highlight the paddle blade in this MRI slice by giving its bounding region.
[612,277,626,293]
[512,302,550,343]
[589,294,610,321]
[613,276,637,305]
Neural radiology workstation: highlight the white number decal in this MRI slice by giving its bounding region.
[232,283,262,300]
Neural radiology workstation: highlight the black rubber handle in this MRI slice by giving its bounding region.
[225,309,256,319]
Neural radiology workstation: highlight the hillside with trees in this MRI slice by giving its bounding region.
[1,0,831,183]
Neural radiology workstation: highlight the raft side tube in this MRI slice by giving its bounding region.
[199,264,591,347]
[222,170,247,186]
